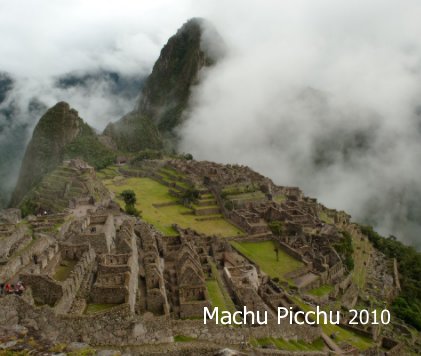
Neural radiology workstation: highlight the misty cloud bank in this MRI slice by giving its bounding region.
[1,0,421,248]
[179,0,421,248]
[0,0,197,205]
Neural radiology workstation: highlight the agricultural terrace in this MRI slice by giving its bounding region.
[291,296,374,350]
[101,173,243,237]
[350,229,372,290]
[230,240,304,282]
[307,284,334,297]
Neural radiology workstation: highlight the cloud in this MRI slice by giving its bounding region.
[0,0,200,206]
[179,0,421,248]
[1,0,421,248]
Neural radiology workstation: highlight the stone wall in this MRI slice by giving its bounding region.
[20,245,96,314]
[0,226,28,260]
[171,319,321,345]
[278,241,308,264]
[70,214,115,253]
[60,243,90,260]
[0,294,323,347]
[0,235,54,281]
[90,219,138,312]
[0,296,173,345]
[179,300,210,319]
[72,233,109,253]
[381,337,403,355]
[90,285,127,304]
[20,274,63,306]
[326,261,344,283]
[55,247,96,314]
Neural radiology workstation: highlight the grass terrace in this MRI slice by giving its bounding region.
[174,335,196,342]
[274,194,287,203]
[102,176,244,237]
[291,296,374,350]
[230,240,304,282]
[222,183,260,195]
[159,166,186,179]
[351,231,372,290]
[226,191,266,204]
[307,284,334,297]
[319,211,334,225]
[206,262,236,318]
[96,165,121,180]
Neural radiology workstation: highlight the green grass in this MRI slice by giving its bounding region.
[84,303,117,314]
[308,284,334,297]
[206,262,236,318]
[161,176,190,189]
[97,166,121,179]
[103,176,244,237]
[350,231,372,290]
[291,296,374,350]
[160,167,186,179]
[230,240,304,281]
[206,281,227,310]
[193,204,219,211]
[174,335,196,342]
[64,122,116,170]
[201,193,213,199]
[158,167,190,189]
[319,211,334,225]
[53,260,77,281]
[274,194,286,203]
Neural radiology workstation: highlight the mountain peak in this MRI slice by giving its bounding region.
[137,17,212,130]
[104,18,224,151]
[10,102,115,207]
[9,102,83,206]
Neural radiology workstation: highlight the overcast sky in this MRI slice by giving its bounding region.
[1,1,421,247]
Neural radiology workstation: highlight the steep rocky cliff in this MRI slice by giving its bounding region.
[104,18,222,151]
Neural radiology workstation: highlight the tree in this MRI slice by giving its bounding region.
[183,153,193,160]
[181,188,200,205]
[121,190,136,206]
[120,190,140,217]
[268,221,285,237]
[124,204,140,217]
[359,224,421,330]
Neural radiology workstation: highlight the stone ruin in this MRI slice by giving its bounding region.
[0,158,407,354]
[123,159,399,314]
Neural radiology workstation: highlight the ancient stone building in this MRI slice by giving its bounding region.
[136,221,169,316]
[68,213,116,253]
